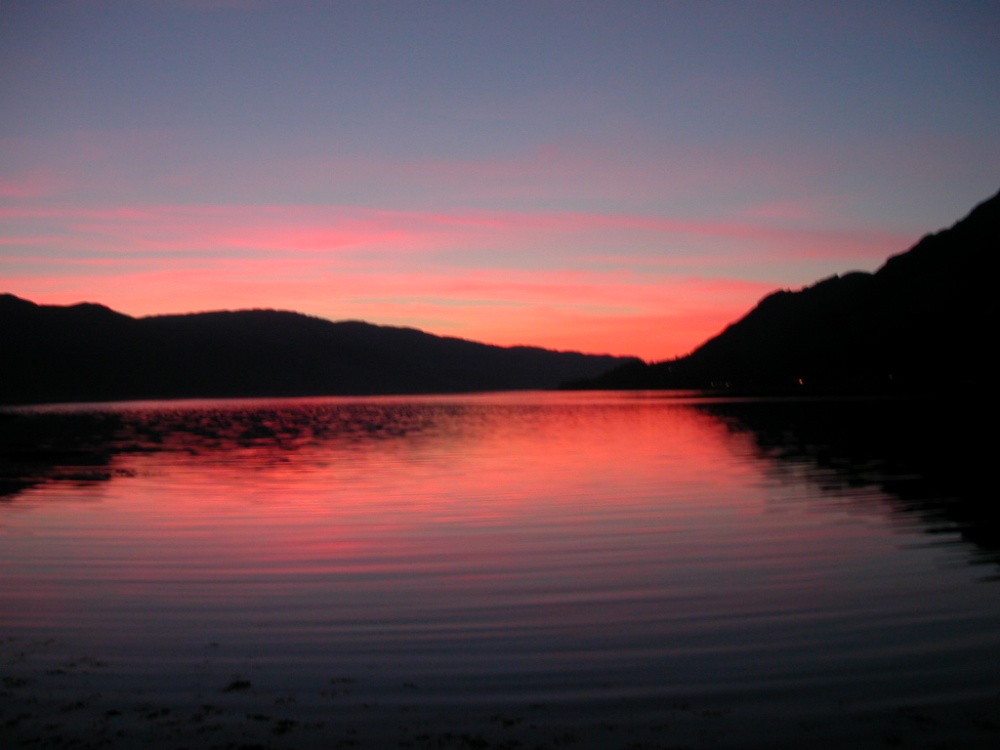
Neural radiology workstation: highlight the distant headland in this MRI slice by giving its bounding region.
[0,297,637,406]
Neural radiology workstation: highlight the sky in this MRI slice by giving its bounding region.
[2,0,998,361]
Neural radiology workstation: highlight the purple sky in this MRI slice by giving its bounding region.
[2,0,998,359]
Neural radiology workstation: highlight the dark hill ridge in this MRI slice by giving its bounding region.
[569,187,999,393]
[0,296,638,405]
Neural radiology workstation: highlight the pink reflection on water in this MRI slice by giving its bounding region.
[1,393,889,634]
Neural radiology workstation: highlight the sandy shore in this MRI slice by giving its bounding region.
[3,634,1000,750]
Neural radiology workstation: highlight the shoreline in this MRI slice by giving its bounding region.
[4,635,999,750]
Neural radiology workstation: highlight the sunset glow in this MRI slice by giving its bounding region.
[2,2,998,359]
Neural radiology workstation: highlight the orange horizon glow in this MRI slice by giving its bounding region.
[4,281,760,361]
[1,201,905,360]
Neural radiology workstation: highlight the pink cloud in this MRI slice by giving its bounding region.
[0,171,65,200]
[0,201,907,266]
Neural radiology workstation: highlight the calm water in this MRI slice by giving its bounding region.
[1,392,997,748]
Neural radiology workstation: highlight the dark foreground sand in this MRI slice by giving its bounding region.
[3,635,999,750]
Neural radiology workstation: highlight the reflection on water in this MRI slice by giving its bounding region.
[1,393,998,748]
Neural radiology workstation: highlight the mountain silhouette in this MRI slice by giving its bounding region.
[0,298,637,405]
[568,188,999,393]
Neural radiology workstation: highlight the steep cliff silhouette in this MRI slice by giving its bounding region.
[570,187,999,392]
[0,298,637,405]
